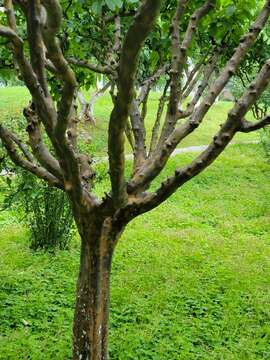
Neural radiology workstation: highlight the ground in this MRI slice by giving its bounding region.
[0,87,270,359]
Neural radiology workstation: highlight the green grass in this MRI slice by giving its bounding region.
[0,87,270,359]
[1,144,270,359]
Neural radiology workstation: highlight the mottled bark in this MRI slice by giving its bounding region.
[108,0,162,208]
[73,217,123,360]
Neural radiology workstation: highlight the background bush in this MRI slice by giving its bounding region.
[1,169,75,251]
[231,77,270,161]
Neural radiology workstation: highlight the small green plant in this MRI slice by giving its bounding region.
[260,126,270,161]
[2,170,75,251]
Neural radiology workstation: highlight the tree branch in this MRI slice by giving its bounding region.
[26,1,49,96]
[4,0,17,30]
[239,116,270,132]
[148,79,170,156]
[181,57,206,96]
[130,99,147,171]
[0,125,62,188]
[133,59,270,215]
[178,51,220,119]
[0,24,57,133]
[24,103,63,179]
[41,0,88,203]
[68,57,115,76]
[160,0,215,143]
[41,0,77,135]
[138,64,169,105]
[127,0,270,195]
[108,0,162,208]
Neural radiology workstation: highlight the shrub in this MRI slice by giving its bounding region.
[2,170,75,251]
[260,126,270,161]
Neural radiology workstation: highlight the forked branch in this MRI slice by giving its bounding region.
[108,0,162,208]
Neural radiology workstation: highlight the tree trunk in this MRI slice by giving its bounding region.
[72,219,121,360]
[78,82,111,126]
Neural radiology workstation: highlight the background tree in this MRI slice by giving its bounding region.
[231,19,270,157]
[1,0,270,359]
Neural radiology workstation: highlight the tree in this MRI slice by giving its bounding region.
[1,0,270,359]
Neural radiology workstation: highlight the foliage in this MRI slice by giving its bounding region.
[231,76,270,117]
[0,1,260,91]
[63,0,257,83]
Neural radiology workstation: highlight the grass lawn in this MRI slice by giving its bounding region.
[0,87,270,359]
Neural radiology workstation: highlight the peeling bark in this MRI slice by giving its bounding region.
[73,216,123,360]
